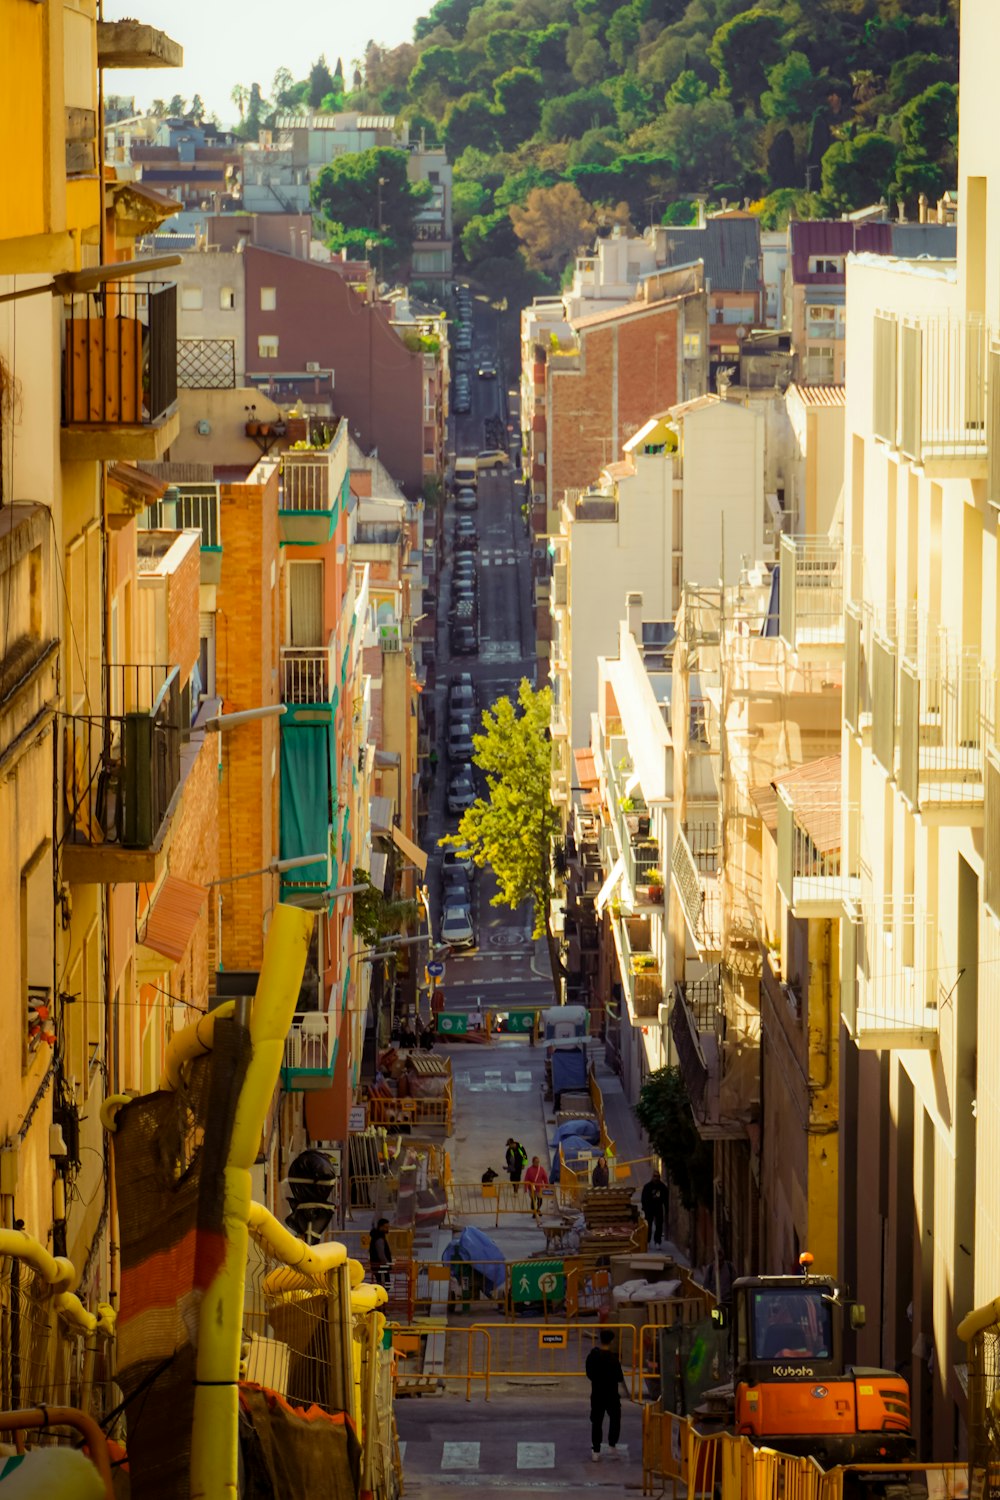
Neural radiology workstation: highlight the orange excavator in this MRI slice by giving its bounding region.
[715,1253,913,1467]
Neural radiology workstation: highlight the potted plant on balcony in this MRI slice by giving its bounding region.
[245,403,260,436]
[619,794,641,840]
[637,870,664,903]
[631,953,657,974]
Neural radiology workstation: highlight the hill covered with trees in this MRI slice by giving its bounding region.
[249,0,959,296]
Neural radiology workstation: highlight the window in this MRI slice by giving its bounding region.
[683,331,702,359]
[806,345,835,382]
[180,286,203,311]
[809,256,844,275]
[220,286,235,310]
[258,334,279,359]
[807,305,840,335]
[260,286,277,311]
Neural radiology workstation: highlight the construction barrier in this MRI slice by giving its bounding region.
[389,1320,641,1400]
[390,1322,491,1401]
[366,1095,453,1131]
[641,1418,975,1500]
[445,1180,560,1220]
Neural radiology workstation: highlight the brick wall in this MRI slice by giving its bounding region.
[216,467,280,972]
[549,301,682,504]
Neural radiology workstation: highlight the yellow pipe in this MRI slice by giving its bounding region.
[189,905,314,1500]
[247,1202,348,1283]
[957,1295,1000,1343]
[0,1231,115,1337]
[350,1284,388,1315]
[161,1002,236,1092]
[99,1095,132,1133]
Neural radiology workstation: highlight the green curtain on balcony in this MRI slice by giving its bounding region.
[279,722,335,894]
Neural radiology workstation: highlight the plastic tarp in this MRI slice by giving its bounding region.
[550,1046,587,1100]
[443,1226,505,1292]
[279,724,334,892]
[551,1133,598,1183]
[554,1118,600,1145]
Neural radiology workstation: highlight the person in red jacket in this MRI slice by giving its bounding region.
[524,1155,549,1217]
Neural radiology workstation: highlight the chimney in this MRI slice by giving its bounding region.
[720,197,728,213]
[896,199,906,224]
[626,592,643,641]
[696,198,707,229]
[300,229,309,258]
[918,193,928,225]
[290,226,298,257]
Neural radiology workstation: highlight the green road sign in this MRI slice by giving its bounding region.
[511,1259,565,1304]
[506,1010,536,1033]
[436,1012,468,1036]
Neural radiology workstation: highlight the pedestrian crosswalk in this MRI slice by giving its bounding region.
[479,549,518,567]
[399,1440,631,1473]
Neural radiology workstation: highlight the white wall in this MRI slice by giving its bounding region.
[681,402,763,584]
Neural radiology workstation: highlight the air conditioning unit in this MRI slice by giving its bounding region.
[305,361,320,373]
[657,1002,672,1025]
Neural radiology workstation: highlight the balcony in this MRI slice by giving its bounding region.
[278,425,348,545]
[280,1010,337,1089]
[612,914,663,1020]
[281,632,337,710]
[62,664,183,884]
[96,19,184,68]
[778,535,843,651]
[843,897,939,1049]
[669,973,741,1139]
[139,483,222,584]
[874,311,992,476]
[670,825,722,958]
[62,282,179,462]
[897,639,991,817]
[776,791,859,916]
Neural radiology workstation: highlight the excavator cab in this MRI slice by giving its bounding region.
[721,1255,912,1466]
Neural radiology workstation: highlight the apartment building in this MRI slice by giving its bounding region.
[836,0,997,1454]
[549,396,763,808]
[784,219,957,385]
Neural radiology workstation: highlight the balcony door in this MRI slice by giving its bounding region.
[288,560,324,647]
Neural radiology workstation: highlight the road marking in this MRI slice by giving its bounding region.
[517,1443,555,1469]
[441,1442,480,1470]
[515,1070,533,1081]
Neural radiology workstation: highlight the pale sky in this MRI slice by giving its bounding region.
[104,0,426,122]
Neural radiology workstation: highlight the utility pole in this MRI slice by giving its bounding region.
[377,175,387,283]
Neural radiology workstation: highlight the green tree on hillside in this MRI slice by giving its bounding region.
[820,131,897,212]
[761,52,827,124]
[308,56,335,109]
[707,8,784,108]
[311,148,431,275]
[442,92,499,156]
[494,68,543,149]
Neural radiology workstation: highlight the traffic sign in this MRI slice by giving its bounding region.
[511,1259,565,1304]
[348,1105,367,1132]
[427,960,445,977]
[436,1012,468,1035]
[506,1010,536,1033]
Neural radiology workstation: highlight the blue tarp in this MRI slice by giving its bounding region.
[551,1132,598,1183]
[550,1045,587,1100]
[554,1118,599,1145]
[443,1226,505,1292]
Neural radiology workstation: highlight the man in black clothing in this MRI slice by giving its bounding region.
[505,1138,527,1192]
[369,1218,393,1288]
[640,1170,669,1247]
[585,1330,629,1460]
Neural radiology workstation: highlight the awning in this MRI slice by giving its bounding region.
[370,851,389,895]
[138,875,206,963]
[595,857,624,916]
[573,748,598,789]
[390,824,428,874]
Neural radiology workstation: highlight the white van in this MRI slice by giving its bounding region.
[454,456,478,490]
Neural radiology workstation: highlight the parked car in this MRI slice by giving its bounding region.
[442,863,473,902]
[454,526,478,553]
[453,392,471,414]
[442,843,474,873]
[441,903,476,950]
[447,726,474,761]
[447,769,476,815]
[455,488,478,512]
[452,555,477,576]
[476,449,507,472]
[448,673,475,706]
[450,624,479,655]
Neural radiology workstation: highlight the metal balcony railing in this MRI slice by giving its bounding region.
[176,337,236,390]
[897,637,993,811]
[843,896,939,1049]
[899,314,989,464]
[281,635,336,706]
[63,664,182,851]
[674,973,722,1033]
[616,917,662,1019]
[139,483,221,549]
[63,282,177,428]
[671,826,722,956]
[281,1010,336,1088]
[778,535,844,650]
[280,425,348,513]
[776,793,859,914]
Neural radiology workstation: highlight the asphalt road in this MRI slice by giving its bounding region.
[424,306,550,1014]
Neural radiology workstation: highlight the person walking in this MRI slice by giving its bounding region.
[524,1155,549,1217]
[505,1138,527,1194]
[640,1170,669,1247]
[585,1329,630,1461]
[369,1218,393,1288]
[592,1155,610,1188]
